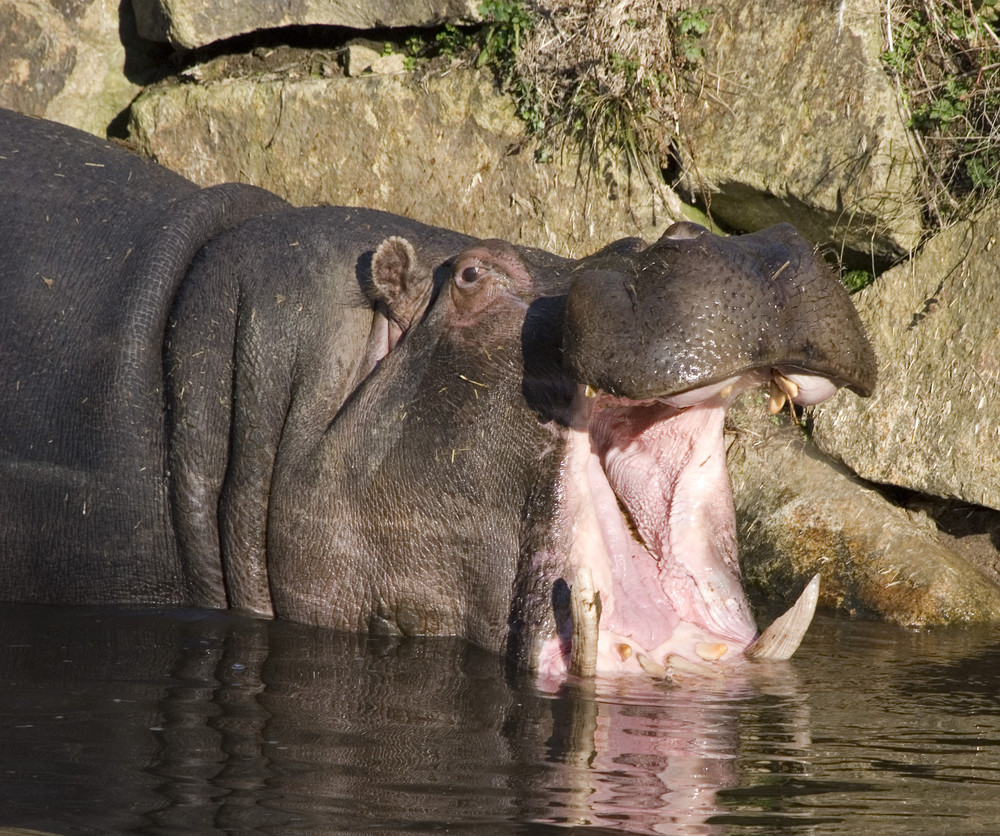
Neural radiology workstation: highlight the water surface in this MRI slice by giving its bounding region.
[1,606,999,834]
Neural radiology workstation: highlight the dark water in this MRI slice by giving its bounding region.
[2,606,1000,835]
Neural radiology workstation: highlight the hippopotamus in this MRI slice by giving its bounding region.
[0,108,875,678]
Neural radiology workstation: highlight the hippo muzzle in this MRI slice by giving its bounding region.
[525,222,876,680]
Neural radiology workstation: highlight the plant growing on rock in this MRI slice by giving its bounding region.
[883,0,1000,224]
[513,1,712,170]
[405,2,712,174]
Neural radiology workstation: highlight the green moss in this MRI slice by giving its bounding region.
[841,268,875,293]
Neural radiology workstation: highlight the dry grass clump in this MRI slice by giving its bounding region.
[510,1,709,167]
[883,0,1000,225]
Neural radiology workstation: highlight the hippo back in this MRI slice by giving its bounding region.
[0,109,285,603]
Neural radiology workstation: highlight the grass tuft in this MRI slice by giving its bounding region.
[883,0,1000,225]
[513,2,711,169]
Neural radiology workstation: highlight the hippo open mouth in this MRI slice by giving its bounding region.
[536,369,828,680]
[539,369,836,678]
[532,221,875,680]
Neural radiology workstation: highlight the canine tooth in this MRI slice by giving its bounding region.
[775,371,800,400]
[584,384,598,398]
[769,371,800,413]
[695,642,728,661]
[569,567,600,677]
[719,383,734,400]
[616,643,633,661]
[637,652,668,679]
[744,573,820,661]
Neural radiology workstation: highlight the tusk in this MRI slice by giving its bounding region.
[744,573,820,661]
[569,566,600,677]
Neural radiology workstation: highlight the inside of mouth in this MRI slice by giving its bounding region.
[586,392,756,670]
[558,366,835,678]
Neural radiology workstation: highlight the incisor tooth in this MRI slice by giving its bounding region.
[695,642,728,661]
[776,372,799,400]
[769,371,800,414]
[637,652,668,679]
[667,654,725,680]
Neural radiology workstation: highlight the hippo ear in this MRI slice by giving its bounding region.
[658,220,710,241]
[370,236,434,332]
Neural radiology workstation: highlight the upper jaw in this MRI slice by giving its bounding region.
[534,368,831,682]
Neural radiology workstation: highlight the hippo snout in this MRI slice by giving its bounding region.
[562,222,876,401]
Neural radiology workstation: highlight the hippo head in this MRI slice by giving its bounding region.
[269,220,876,681]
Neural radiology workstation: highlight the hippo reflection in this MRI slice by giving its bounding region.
[0,109,875,678]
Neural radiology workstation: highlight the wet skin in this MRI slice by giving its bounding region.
[0,109,875,677]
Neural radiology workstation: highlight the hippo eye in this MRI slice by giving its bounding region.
[456,264,487,288]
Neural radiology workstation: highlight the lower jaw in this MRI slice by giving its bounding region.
[532,571,821,684]
[533,630,747,684]
[562,566,752,680]
[557,401,755,676]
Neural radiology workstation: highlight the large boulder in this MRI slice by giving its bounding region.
[126,60,679,257]
[0,0,158,136]
[673,0,923,267]
[132,0,481,49]
[728,405,1000,625]
[812,206,1000,512]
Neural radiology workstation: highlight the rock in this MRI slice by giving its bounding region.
[0,0,159,136]
[132,0,482,49]
[126,65,679,257]
[673,0,923,267]
[342,45,407,77]
[812,206,1000,512]
[728,405,1000,625]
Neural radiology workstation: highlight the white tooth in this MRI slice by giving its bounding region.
[569,567,600,677]
[666,654,725,680]
[745,573,821,661]
[637,652,669,679]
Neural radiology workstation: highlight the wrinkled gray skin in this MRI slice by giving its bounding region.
[0,109,875,674]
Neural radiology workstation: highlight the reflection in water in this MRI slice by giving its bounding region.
[0,607,999,834]
[534,663,814,834]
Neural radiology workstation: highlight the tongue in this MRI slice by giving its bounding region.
[593,399,758,651]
